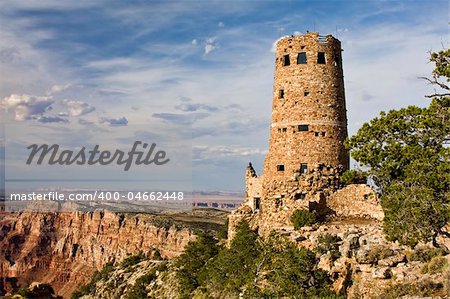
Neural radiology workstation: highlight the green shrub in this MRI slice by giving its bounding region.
[71,262,115,298]
[290,209,318,229]
[258,234,335,298]
[427,256,448,274]
[124,269,158,299]
[362,245,395,265]
[174,232,219,297]
[406,247,446,262]
[198,221,261,297]
[340,169,367,185]
[316,234,342,261]
[121,252,146,268]
[381,280,444,298]
[173,221,343,298]
[217,218,228,240]
[15,285,31,298]
[152,249,163,260]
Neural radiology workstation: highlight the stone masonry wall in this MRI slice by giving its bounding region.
[327,184,384,220]
[257,163,345,234]
[245,163,263,204]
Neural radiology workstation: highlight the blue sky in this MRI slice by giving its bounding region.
[0,0,448,192]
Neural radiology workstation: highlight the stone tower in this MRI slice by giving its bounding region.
[263,32,349,187]
[228,32,379,239]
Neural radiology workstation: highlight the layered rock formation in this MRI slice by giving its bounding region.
[0,211,196,297]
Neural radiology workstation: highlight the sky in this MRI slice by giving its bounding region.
[0,0,448,192]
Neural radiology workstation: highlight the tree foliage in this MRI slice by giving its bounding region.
[173,232,219,297]
[346,49,450,247]
[291,209,318,229]
[174,222,340,298]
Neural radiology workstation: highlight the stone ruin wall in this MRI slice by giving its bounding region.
[327,184,384,221]
[243,163,263,211]
[256,163,345,234]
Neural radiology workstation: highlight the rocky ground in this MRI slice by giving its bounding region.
[286,220,450,298]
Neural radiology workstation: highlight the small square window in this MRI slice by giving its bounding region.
[297,52,307,64]
[298,124,309,131]
[277,164,285,172]
[282,127,287,132]
[278,89,284,99]
[314,132,319,137]
[304,91,310,96]
[295,193,306,200]
[321,131,326,137]
[333,53,340,66]
[317,52,326,64]
[283,54,290,66]
[300,163,308,174]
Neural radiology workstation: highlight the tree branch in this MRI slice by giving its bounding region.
[425,93,450,98]
[419,76,450,91]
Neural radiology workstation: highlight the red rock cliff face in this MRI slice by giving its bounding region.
[0,211,194,298]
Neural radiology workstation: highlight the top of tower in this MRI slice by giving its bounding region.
[275,32,341,48]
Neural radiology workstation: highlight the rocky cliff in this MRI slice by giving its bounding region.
[53,220,450,299]
[0,210,213,298]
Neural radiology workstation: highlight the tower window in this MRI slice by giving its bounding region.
[278,89,284,99]
[298,124,309,131]
[295,192,306,200]
[297,52,307,64]
[300,163,308,174]
[282,127,287,132]
[321,131,326,137]
[277,164,285,172]
[254,197,260,210]
[333,53,340,66]
[317,52,326,64]
[314,132,319,137]
[283,54,290,66]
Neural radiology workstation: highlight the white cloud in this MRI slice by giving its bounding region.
[194,145,267,161]
[204,36,218,55]
[0,94,53,121]
[62,99,96,117]
[100,116,128,126]
[218,21,225,28]
[78,118,94,125]
[36,115,69,123]
[191,39,198,46]
[174,102,218,112]
[47,83,72,95]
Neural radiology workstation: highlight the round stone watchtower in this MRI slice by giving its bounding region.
[263,32,349,186]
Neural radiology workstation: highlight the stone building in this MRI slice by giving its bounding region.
[229,32,381,237]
